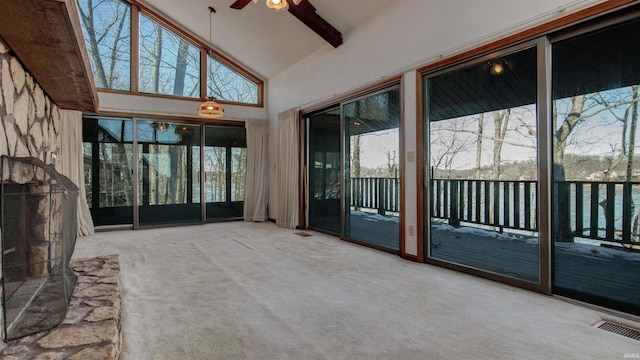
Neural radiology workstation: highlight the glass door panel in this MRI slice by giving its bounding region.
[204,126,246,221]
[137,120,201,226]
[426,46,540,282]
[82,117,135,226]
[308,108,341,234]
[552,18,640,314]
[343,88,401,250]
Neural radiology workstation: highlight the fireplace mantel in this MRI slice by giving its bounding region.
[0,0,98,112]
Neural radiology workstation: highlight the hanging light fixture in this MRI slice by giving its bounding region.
[198,6,224,119]
[198,96,225,119]
[266,0,288,10]
[259,0,301,11]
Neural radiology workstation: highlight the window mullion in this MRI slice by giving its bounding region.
[131,4,139,94]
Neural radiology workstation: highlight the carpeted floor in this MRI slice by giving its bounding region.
[73,221,640,359]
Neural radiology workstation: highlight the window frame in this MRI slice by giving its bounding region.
[79,0,264,107]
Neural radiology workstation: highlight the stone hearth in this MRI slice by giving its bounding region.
[0,255,122,359]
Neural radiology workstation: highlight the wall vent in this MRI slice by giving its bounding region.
[594,320,640,341]
[294,232,313,237]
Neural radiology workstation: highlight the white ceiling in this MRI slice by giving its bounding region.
[141,0,397,80]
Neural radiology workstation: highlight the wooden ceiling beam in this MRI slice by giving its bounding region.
[0,0,98,112]
[287,0,343,48]
[230,0,253,10]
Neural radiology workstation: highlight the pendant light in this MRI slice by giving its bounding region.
[198,6,224,119]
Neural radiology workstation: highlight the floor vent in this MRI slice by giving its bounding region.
[294,232,313,237]
[594,320,640,341]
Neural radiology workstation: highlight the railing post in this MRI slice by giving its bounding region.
[378,178,385,215]
[605,183,615,241]
[449,180,460,227]
[555,181,573,242]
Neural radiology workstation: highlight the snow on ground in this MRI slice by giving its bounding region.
[352,210,400,223]
[432,221,640,262]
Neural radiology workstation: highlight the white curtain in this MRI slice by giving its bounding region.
[276,109,299,229]
[243,118,269,222]
[60,109,95,236]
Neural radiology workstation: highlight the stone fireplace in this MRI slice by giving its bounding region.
[0,156,78,341]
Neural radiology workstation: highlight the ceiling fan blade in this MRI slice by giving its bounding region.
[230,0,253,9]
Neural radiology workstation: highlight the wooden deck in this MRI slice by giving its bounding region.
[430,224,539,281]
[430,222,640,309]
[309,211,400,250]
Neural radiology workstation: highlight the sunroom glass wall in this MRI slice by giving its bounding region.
[204,126,247,221]
[82,118,135,226]
[137,121,202,226]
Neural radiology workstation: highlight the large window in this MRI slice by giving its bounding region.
[76,0,262,105]
[208,55,259,104]
[77,0,131,91]
[139,14,200,98]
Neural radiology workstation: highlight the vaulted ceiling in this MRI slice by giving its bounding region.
[142,0,397,79]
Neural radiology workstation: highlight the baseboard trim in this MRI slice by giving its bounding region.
[402,253,420,262]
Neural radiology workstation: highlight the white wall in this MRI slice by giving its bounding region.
[267,0,604,256]
[98,91,268,120]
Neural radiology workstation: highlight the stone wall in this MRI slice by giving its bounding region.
[0,34,62,342]
[0,34,61,163]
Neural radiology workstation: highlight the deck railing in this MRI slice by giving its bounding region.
[350,177,399,214]
[431,178,640,245]
[431,179,537,232]
[556,181,640,244]
[347,177,640,244]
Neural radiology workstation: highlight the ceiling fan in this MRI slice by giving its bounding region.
[229,0,343,48]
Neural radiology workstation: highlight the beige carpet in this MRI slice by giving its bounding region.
[73,222,640,359]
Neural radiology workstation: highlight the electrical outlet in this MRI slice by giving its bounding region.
[407,151,415,162]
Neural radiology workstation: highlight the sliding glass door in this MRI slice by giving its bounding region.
[551,17,640,314]
[305,84,401,252]
[425,42,542,284]
[83,117,135,226]
[137,120,201,226]
[307,108,341,234]
[343,88,401,250]
[204,125,246,221]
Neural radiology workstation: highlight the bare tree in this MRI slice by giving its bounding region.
[430,118,474,178]
[173,39,189,96]
[492,110,510,180]
[385,149,398,178]
[351,134,361,178]
[78,0,130,89]
[475,114,484,179]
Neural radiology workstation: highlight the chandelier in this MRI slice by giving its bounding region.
[198,6,224,119]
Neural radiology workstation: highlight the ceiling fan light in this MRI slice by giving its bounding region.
[266,0,288,11]
[292,0,301,4]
